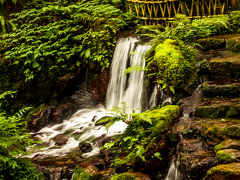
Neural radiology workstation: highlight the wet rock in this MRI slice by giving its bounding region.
[53,167,62,180]
[29,87,97,132]
[203,163,240,180]
[226,39,240,53]
[214,139,240,152]
[193,118,240,142]
[79,142,92,153]
[216,149,240,163]
[181,151,218,180]
[201,81,240,98]
[36,165,74,180]
[208,55,240,81]
[196,38,226,51]
[53,134,68,146]
[29,107,53,131]
[179,139,205,153]
[195,98,240,119]
[51,102,77,124]
[223,125,240,139]
[90,71,109,103]
[85,165,99,176]
[93,134,108,147]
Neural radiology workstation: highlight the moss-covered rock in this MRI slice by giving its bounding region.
[208,55,240,80]
[223,125,240,139]
[141,105,180,136]
[110,172,151,180]
[216,149,240,163]
[226,39,240,53]
[195,98,240,119]
[203,163,240,180]
[180,151,218,180]
[197,38,226,51]
[193,119,240,142]
[214,139,240,152]
[201,81,240,98]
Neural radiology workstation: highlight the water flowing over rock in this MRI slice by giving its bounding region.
[165,160,183,180]
[30,37,151,171]
[106,37,151,112]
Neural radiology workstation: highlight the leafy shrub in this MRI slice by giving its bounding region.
[229,11,240,30]
[0,91,41,179]
[138,13,237,43]
[101,105,179,169]
[0,0,137,106]
[147,39,196,95]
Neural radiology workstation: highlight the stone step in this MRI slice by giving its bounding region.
[214,139,240,152]
[201,80,240,98]
[203,163,240,180]
[197,33,240,52]
[195,98,240,119]
[193,118,240,142]
[216,149,240,163]
[208,55,240,81]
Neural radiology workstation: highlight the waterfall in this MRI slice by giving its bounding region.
[148,84,172,109]
[165,160,183,180]
[30,37,150,158]
[106,37,150,112]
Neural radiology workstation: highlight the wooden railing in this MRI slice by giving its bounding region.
[125,0,240,25]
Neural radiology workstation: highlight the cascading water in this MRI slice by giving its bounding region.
[165,159,183,180]
[106,37,151,112]
[30,37,150,159]
[148,84,172,109]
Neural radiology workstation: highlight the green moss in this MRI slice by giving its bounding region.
[152,39,196,95]
[223,125,240,138]
[214,139,240,152]
[216,150,233,163]
[208,55,240,81]
[227,39,240,52]
[201,81,240,98]
[216,149,240,163]
[72,166,100,180]
[101,105,179,169]
[111,173,137,180]
[203,163,240,180]
[195,105,228,119]
[226,106,240,118]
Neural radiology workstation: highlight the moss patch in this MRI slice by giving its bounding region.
[201,81,240,98]
[214,139,240,152]
[216,149,240,163]
[208,55,240,80]
[203,163,240,180]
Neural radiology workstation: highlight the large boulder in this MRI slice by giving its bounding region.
[203,163,240,180]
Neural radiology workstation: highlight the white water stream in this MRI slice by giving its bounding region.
[31,37,151,158]
[165,160,183,180]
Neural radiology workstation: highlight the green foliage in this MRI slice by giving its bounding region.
[72,166,91,180]
[101,105,179,169]
[101,102,130,129]
[227,39,240,53]
[148,39,196,95]
[138,13,240,43]
[111,173,136,180]
[0,0,137,105]
[229,11,240,30]
[0,91,41,179]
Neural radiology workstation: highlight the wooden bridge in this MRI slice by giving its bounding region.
[125,0,240,25]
